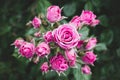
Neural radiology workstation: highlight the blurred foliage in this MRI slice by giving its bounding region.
[0,0,120,80]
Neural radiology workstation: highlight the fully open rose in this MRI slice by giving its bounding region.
[52,24,80,49]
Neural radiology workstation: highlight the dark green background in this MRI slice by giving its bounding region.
[0,0,120,80]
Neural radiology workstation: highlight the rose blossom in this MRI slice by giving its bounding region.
[82,51,97,65]
[80,10,96,25]
[65,49,76,67]
[50,53,68,72]
[70,16,81,28]
[85,37,97,50]
[90,19,100,27]
[34,31,41,37]
[32,17,41,28]
[19,42,35,58]
[52,24,80,49]
[36,42,50,57]
[81,65,91,75]
[47,5,62,23]
[76,40,84,49]
[44,31,53,43]
[40,62,49,73]
[13,38,24,48]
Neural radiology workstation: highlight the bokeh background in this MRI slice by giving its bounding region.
[0,0,120,80]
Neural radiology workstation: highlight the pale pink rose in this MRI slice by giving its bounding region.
[81,65,91,75]
[80,10,96,25]
[36,42,50,57]
[47,5,62,23]
[70,16,81,28]
[13,39,24,48]
[44,31,53,43]
[86,37,97,50]
[19,42,35,58]
[32,17,41,28]
[34,31,41,37]
[65,49,76,67]
[90,19,100,27]
[82,51,97,65]
[76,40,84,49]
[50,53,68,72]
[52,24,80,49]
[40,62,49,73]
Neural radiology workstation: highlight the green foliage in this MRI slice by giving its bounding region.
[63,2,77,17]
[98,15,109,27]
[84,1,93,11]
[100,30,113,45]
[73,64,91,80]
[95,43,107,52]
[78,26,90,40]
[0,0,120,80]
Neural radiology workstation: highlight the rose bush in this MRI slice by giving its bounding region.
[13,5,100,77]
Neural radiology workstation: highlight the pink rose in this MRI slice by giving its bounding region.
[19,42,35,58]
[13,38,24,48]
[40,62,49,73]
[65,49,76,67]
[52,24,80,49]
[44,31,53,43]
[80,10,96,25]
[70,16,81,28]
[76,40,84,49]
[47,5,62,23]
[50,53,68,72]
[34,31,41,37]
[82,51,97,65]
[35,42,50,57]
[32,17,41,28]
[90,19,100,27]
[86,37,97,50]
[81,65,91,75]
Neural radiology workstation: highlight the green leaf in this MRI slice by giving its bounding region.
[92,0,102,7]
[73,64,82,80]
[25,28,37,36]
[116,47,120,57]
[98,15,109,27]
[84,1,93,11]
[100,30,113,45]
[73,63,91,80]
[63,2,77,17]
[36,0,51,14]
[78,27,89,40]
[95,43,107,51]
[0,26,11,36]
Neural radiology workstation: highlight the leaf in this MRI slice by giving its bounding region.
[116,47,120,57]
[0,26,11,36]
[92,0,102,7]
[84,1,93,11]
[73,64,82,80]
[63,2,77,17]
[36,0,51,14]
[95,43,107,51]
[25,28,37,36]
[98,15,109,27]
[73,63,91,80]
[100,30,113,45]
[78,27,89,40]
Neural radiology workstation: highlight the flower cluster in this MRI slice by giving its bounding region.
[13,5,100,75]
